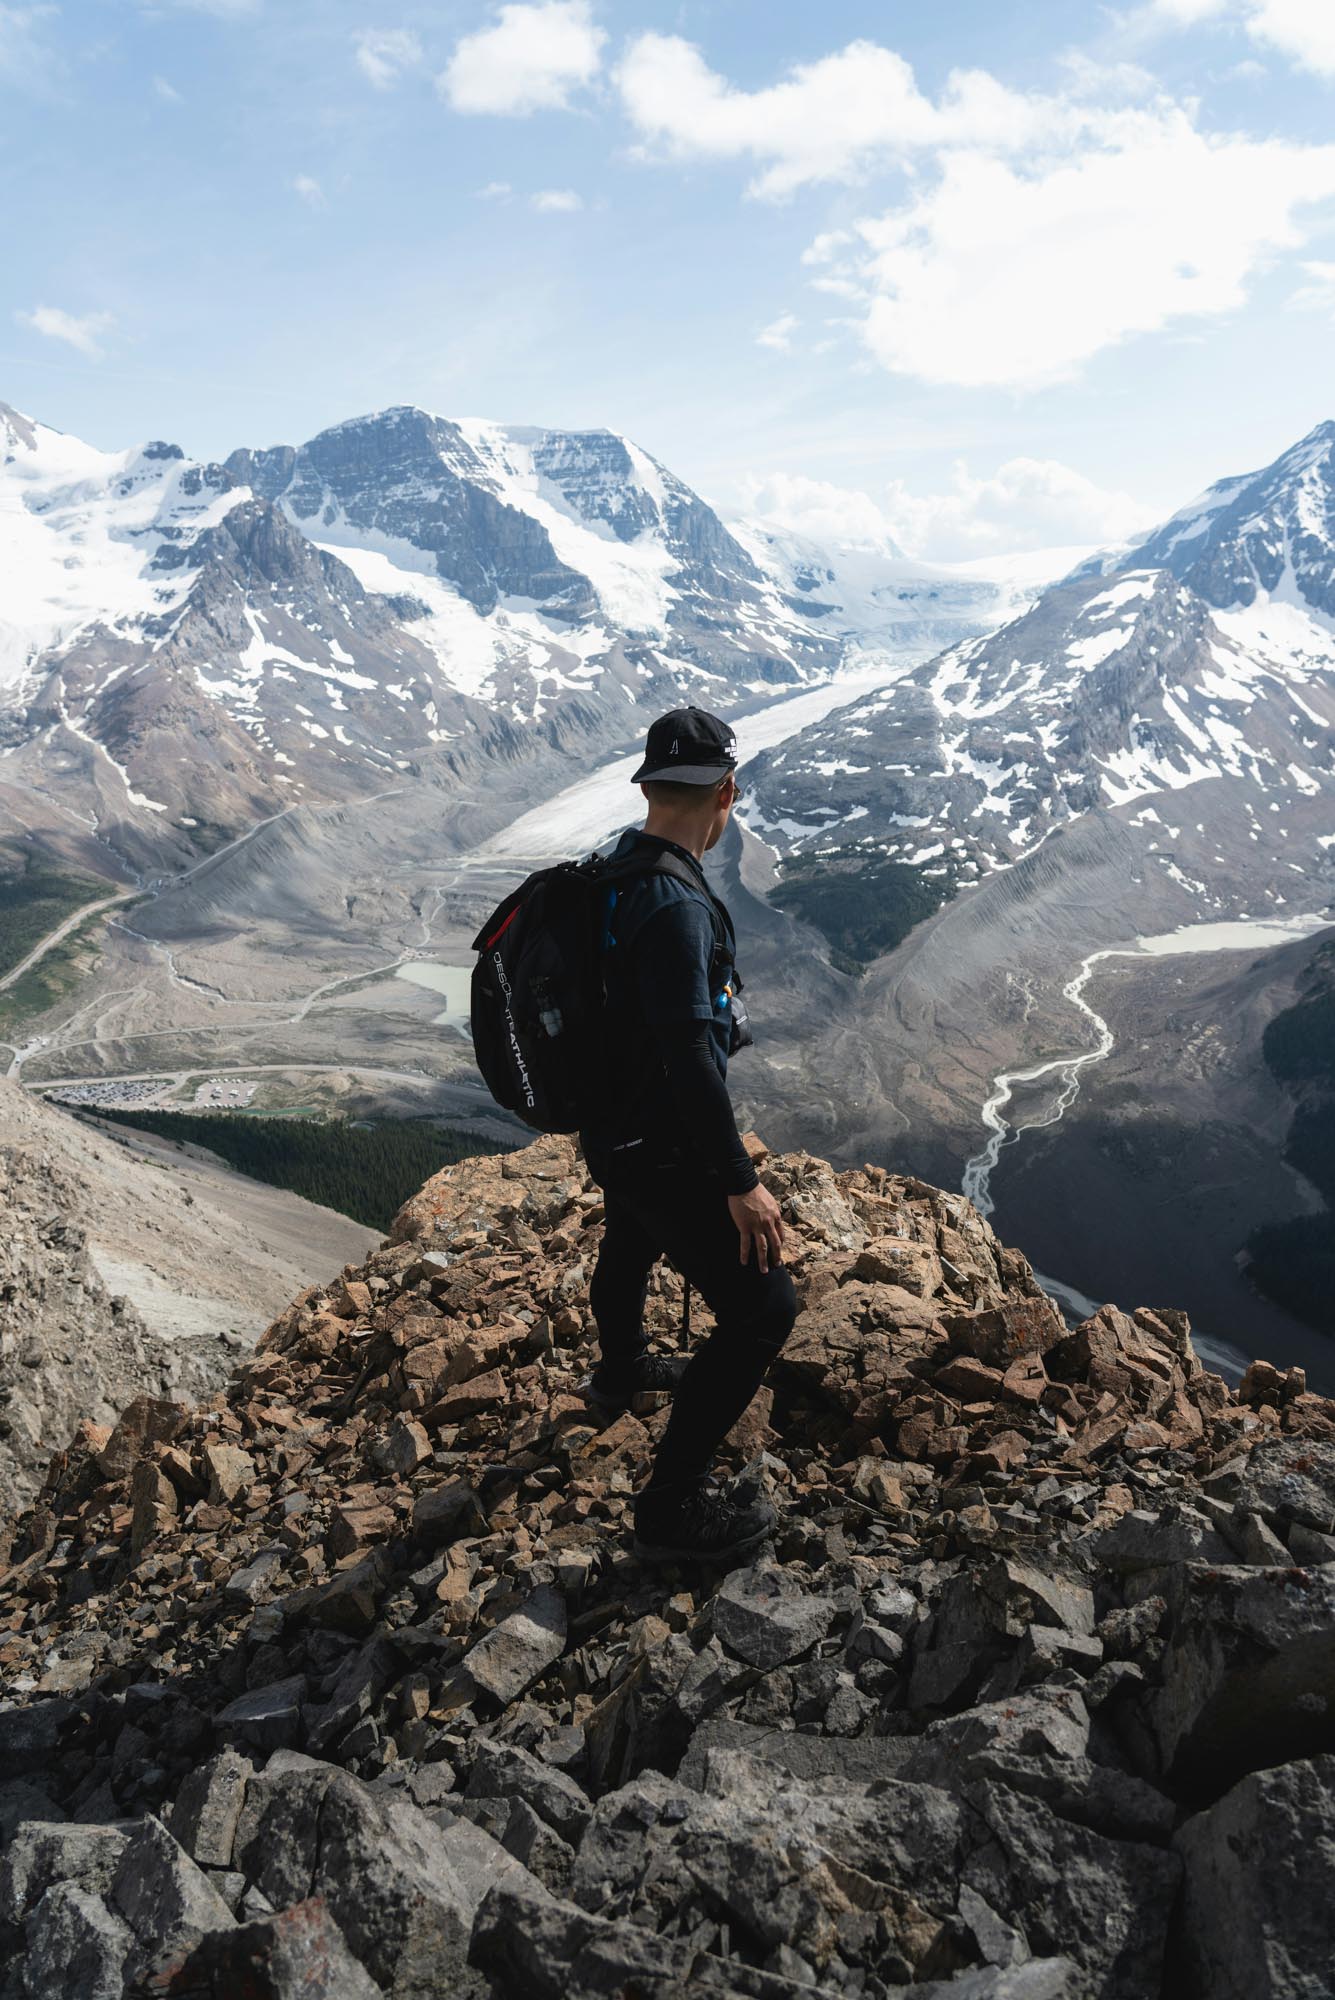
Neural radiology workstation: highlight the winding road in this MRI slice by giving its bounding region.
[0,889,135,994]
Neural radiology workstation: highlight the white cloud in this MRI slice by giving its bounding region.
[477,180,513,200]
[531,187,583,212]
[756,312,798,352]
[293,174,325,207]
[616,33,1090,201]
[354,28,422,90]
[816,111,1335,389]
[614,26,1335,389]
[885,458,1150,561]
[741,472,904,552]
[744,459,1148,563]
[1242,0,1335,75]
[16,305,115,357]
[440,1,604,116]
[152,74,182,102]
[1145,0,1335,73]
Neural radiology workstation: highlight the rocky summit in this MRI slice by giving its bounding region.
[1,1135,1333,1999]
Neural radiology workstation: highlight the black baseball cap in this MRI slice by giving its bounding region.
[631,706,739,786]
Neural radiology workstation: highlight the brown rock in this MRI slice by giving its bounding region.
[429,1369,509,1425]
[306,1549,391,1634]
[203,1442,255,1506]
[1124,1420,1171,1451]
[897,1412,969,1464]
[369,1418,431,1478]
[95,1397,186,1482]
[969,1429,1028,1474]
[944,1297,1063,1365]
[328,1500,396,1560]
[130,1459,179,1556]
[1001,1353,1048,1404]
[934,1356,1004,1401]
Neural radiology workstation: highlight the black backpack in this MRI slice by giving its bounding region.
[470,849,732,1134]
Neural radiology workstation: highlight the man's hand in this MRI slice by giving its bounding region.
[728,1183,785,1273]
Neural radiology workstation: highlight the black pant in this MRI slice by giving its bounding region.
[585,1150,798,1488]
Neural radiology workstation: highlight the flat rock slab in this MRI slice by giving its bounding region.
[216,1676,307,1754]
[465,1585,567,1705]
[713,1564,835,1668]
[677,1718,916,1793]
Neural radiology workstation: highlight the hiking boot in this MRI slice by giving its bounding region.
[580,1353,688,1417]
[632,1476,776,1564]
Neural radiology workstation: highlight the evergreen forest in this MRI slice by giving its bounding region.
[93,1108,506,1232]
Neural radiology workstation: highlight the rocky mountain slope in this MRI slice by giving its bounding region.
[0,1133,1331,1997]
[0,1080,376,1513]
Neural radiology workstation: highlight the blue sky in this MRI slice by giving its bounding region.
[3,0,1335,557]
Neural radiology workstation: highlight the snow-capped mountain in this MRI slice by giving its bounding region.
[225,409,821,684]
[1115,420,1335,615]
[0,401,836,870]
[741,421,1335,922]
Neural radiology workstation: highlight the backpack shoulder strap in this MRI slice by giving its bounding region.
[600,849,734,956]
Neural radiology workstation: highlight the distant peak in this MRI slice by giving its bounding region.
[0,401,38,451]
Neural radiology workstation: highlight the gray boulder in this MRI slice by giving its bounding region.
[170,1748,253,1869]
[22,1882,132,2000]
[1219,1438,1335,1535]
[467,1738,591,1846]
[0,1783,63,1849]
[108,1815,235,1981]
[166,1896,381,1998]
[571,1764,968,1984]
[677,1717,915,1791]
[960,1781,1180,2000]
[1086,1506,1234,1574]
[310,1770,475,1990]
[903,1689,1090,1786]
[713,1564,835,1669]
[1148,1561,1335,1787]
[232,1757,340,1911]
[463,1584,567,1705]
[502,1795,576,1893]
[215,1675,307,1755]
[1173,1754,1335,1998]
[0,1822,128,1925]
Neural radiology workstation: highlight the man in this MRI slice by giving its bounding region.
[579,706,799,1562]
